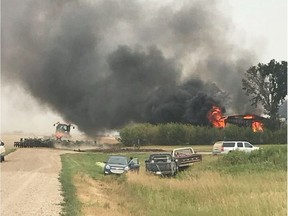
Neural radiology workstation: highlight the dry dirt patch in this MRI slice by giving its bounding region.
[74,174,131,216]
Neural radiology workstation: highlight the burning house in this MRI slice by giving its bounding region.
[207,105,265,132]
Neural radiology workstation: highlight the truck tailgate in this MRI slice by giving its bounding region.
[176,154,202,167]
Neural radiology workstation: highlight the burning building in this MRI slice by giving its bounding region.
[226,115,265,132]
[207,106,265,132]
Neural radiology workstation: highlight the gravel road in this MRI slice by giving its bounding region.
[1,148,69,216]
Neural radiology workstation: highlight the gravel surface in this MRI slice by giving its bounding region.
[1,148,69,216]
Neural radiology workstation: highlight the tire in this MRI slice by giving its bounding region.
[175,166,179,174]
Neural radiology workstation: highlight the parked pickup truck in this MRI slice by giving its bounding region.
[171,147,202,168]
[145,153,177,176]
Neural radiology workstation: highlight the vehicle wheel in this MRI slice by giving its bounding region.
[172,166,177,176]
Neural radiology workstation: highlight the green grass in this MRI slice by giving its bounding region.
[121,170,286,216]
[59,153,109,215]
[59,145,287,216]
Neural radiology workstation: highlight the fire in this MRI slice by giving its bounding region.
[252,121,264,132]
[243,114,264,132]
[207,106,226,128]
[243,115,254,119]
[207,106,265,132]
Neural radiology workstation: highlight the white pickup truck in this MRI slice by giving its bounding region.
[0,140,6,162]
[171,147,202,168]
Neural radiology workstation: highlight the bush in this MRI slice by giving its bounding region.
[221,151,250,165]
[157,123,189,145]
[219,146,287,171]
[119,123,156,146]
[119,123,287,145]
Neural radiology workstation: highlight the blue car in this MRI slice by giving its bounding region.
[104,155,139,175]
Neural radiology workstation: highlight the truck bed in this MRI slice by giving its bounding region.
[145,153,177,176]
[145,162,175,175]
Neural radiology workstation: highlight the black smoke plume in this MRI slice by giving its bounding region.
[2,0,254,136]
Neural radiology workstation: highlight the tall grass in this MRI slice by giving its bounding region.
[217,146,287,172]
[59,153,109,215]
[121,170,286,216]
[59,146,287,216]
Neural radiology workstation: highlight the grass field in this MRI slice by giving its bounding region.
[60,145,287,216]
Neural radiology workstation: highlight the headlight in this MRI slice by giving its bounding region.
[124,166,129,171]
[105,165,110,169]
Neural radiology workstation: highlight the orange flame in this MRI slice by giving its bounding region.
[207,107,264,132]
[252,121,264,132]
[207,106,226,128]
[243,115,254,119]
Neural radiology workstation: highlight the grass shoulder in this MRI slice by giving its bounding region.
[59,145,286,216]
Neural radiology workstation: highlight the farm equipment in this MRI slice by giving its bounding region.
[53,122,75,140]
[14,138,54,148]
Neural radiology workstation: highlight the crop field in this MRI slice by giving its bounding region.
[60,145,287,216]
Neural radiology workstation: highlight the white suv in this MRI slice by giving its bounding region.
[0,140,5,162]
[212,141,259,154]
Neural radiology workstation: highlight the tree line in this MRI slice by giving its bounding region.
[118,59,287,146]
[119,123,287,146]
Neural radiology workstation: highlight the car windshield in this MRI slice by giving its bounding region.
[108,157,128,165]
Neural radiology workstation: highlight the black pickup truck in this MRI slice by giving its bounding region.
[145,153,178,176]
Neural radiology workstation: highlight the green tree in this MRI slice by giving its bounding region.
[242,59,287,129]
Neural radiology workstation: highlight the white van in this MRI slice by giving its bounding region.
[212,141,259,154]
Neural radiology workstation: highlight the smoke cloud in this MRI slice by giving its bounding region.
[2,0,255,136]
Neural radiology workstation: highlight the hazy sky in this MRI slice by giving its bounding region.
[1,0,287,135]
[227,0,287,62]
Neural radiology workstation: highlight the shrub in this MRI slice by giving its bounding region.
[157,123,189,145]
[119,123,287,145]
[219,146,287,171]
[221,151,250,165]
[119,123,156,146]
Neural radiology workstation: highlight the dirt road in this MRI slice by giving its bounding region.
[1,148,69,216]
